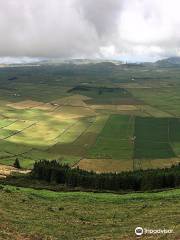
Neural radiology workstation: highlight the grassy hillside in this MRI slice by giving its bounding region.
[0,185,179,239]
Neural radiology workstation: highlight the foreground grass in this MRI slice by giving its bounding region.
[0,185,179,239]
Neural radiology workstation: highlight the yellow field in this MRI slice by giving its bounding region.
[75,158,133,172]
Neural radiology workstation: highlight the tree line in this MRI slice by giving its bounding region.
[32,160,180,191]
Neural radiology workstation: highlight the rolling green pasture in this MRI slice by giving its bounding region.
[0,185,179,240]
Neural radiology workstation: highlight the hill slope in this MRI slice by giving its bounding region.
[0,185,179,239]
[156,57,180,66]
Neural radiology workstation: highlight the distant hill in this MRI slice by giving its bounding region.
[36,58,123,66]
[0,58,124,68]
[155,57,180,67]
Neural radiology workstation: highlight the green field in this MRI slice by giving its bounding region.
[0,185,179,240]
[134,117,180,160]
[134,117,175,159]
[88,114,134,159]
[130,86,180,116]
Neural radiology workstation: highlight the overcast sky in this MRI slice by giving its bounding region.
[0,0,180,62]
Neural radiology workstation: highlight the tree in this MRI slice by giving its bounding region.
[32,160,180,192]
[98,89,103,95]
[14,158,21,169]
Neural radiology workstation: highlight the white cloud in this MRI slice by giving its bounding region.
[0,0,180,61]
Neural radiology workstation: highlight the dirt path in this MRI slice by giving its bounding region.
[0,164,30,178]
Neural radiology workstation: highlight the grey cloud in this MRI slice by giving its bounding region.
[0,0,100,57]
[0,0,180,60]
[76,0,123,37]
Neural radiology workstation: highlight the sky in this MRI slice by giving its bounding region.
[0,0,180,62]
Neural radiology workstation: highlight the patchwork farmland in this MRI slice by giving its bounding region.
[0,102,180,172]
[0,64,180,173]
